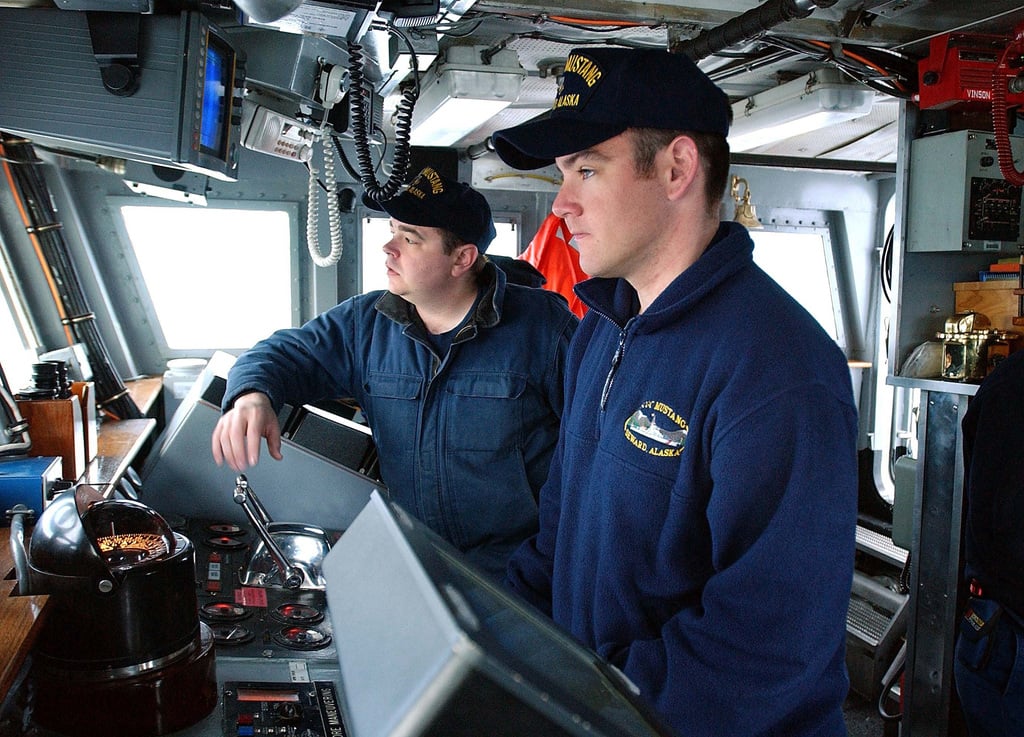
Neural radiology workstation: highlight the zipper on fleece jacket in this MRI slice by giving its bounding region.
[600,327,627,412]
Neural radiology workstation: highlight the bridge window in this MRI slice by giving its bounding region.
[750,229,843,349]
[0,251,38,391]
[119,202,297,352]
[360,217,519,294]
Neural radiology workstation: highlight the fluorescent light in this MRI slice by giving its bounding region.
[727,69,874,152]
[411,98,514,146]
[410,46,524,147]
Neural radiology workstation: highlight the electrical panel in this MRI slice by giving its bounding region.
[907,130,1024,252]
[0,8,245,181]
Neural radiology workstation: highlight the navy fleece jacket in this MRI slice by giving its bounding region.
[507,222,859,737]
[961,348,1024,619]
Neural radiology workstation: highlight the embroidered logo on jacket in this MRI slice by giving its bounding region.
[624,401,687,457]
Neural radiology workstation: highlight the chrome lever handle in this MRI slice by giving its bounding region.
[232,475,303,589]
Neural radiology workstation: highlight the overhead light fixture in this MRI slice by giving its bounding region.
[232,0,301,24]
[731,175,763,229]
[727,68,875,152]
[410,46,525,147]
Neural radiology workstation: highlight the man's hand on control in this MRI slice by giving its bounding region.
[211,391,284,471]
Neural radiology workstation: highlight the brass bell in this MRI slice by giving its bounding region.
[731,175,763,230]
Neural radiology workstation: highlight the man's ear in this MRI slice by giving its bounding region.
[451,244,480,276]
[664,134,700,201]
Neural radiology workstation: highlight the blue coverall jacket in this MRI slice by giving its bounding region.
[224,262,577,577]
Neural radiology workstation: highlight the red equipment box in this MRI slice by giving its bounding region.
[917,33,1024,111]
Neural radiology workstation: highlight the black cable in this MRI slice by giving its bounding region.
[761,35,830,63]
[0,134,140,420]
[761,35,915,99]
[303,161,332,194]
[841,43,918,91]
[897,552,911,595]
[829,58,912,99]
[881,225,894,303]
[674,0,817,61]
[381,23,419,79]
[877,649,905,722]
[515,32,661,50]
[435,17,484,38]
[706,48,798,85]
[331,135,363,182]
[348,42,416,204]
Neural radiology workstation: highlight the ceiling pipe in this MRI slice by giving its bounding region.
[673,0,839,61]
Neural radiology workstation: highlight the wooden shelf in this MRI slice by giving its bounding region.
[125,376,163,417]
[0,527,48,703]
[81,417,157,495]
[81,377,161,494]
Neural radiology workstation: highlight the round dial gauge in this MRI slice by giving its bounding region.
[96,532,171,568]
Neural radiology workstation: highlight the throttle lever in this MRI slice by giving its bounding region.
[232,475,304,590]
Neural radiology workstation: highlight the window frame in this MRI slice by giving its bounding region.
[0,236,40,391]
[109,197,301,359]
[750,219,848,353]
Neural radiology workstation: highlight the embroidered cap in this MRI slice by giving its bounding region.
[491,47,731,170]
[364,167,497,252]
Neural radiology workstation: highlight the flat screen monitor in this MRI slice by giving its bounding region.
[323,492,676,737]
[200,33,233,160]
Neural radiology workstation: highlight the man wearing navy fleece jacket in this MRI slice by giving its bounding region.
[491,47,859,737]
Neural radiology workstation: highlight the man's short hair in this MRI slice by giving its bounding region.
[630,128,730,215]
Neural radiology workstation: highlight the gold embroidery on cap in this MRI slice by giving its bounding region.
[553,93,580,109]
[406,167,445,200]
[564,53,603,87]
[551,53,603,110]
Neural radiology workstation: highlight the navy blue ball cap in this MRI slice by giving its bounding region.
[491,47,731,170]
[363,167,497,252]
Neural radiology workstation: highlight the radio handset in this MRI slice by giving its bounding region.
[306,134,345,268]
[305,64,348,268]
